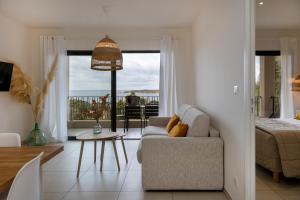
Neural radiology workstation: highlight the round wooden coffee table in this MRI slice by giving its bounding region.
[76,132,128,177]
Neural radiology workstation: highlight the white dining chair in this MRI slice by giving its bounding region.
[6,152,44,200]
[0,133,21,147]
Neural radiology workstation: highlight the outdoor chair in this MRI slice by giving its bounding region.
[144,104,159,127]
[124,105,143,134]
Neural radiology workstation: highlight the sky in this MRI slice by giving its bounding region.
[69,53,160,91]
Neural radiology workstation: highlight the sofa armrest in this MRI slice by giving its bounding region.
[148,116,171,127]
[141,136,223,190]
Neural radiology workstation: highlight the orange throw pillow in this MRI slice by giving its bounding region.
[166,114,180,132]
[295,113,300,120]
[168,121,189,137]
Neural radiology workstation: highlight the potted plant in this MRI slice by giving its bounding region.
[86,94,109,134]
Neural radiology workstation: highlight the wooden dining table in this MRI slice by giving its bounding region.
[0,144,64,193]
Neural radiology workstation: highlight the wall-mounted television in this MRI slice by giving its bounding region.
[0,61,14,91]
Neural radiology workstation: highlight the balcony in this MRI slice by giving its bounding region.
[67,95,159,129]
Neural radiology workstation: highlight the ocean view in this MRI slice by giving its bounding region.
[69,90,159,97]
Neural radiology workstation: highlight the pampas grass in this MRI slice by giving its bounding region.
[10,55,58,122]
[10,64,33,104]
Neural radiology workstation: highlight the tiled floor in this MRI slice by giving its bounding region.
[256,166,300,200]
[42,138,228,200]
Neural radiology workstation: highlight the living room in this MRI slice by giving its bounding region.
[2,1,294,200]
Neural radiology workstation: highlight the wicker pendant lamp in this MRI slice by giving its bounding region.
[292,75,300,92]
[91,35,122,132]
[91,35,123,71]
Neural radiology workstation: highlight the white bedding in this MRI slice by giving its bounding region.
[255,117,300,177]
[256,117,300,133]
[280,118,300,126]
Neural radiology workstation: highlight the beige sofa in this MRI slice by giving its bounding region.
[137,104,224,190]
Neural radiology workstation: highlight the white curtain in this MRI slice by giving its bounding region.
[280,38,298,119]
[40,36,67,142]
[159,36,178,116]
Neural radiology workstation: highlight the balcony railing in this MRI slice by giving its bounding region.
[68,96,159,121]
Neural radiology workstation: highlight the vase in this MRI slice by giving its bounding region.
[27,123,47,146]
[93,122,102,134]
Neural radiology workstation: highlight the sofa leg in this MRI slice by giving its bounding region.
[273,172,280,182]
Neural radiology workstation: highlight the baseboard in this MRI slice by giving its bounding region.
[224,189,232,200]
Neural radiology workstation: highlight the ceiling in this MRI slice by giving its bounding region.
[2,0,300,29]
[256,0,300,29]
[0,0,203,28]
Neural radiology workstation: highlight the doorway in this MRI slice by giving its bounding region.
[255,51,281,118]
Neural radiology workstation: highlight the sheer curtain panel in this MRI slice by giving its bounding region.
[280,38,298,119]
[40,36,67,142]
[159,36,178,116]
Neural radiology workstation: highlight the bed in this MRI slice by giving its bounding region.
[256,118,300,182]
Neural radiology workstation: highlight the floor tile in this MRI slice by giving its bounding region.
[42,172,78,192]
[71,171,126,192]
[44,155,93,172]
[88,156,130,172]
[256,190,282,200]
[256,177,271,190]
[275,189,300,197]
[43,192,66,200]
[42,152,66,170]
[118,191,172,200]
[129,156,141,171]
[121,171,143,192]
[173,191,227,200]
[256,166,300,200]
[279,194,300,200]
[63,191,118,200]
[266,180,300,191]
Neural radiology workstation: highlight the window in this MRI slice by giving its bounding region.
[117,51,160,98]
[69,55,111,96]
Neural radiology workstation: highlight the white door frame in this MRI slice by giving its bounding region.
[244,0,256,200]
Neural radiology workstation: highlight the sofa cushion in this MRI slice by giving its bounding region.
[166,114,180,132]
[168,121,189,137]
[176,104,192,119]
[142,126,168,137]
[182,107,210,137]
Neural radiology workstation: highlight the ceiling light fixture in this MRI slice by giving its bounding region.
[258,1,264,6]
[91,35,123,71]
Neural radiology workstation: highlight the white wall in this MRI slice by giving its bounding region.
[28,27,194,106]
[192,0,247,199]
[256,29,300,112]
[0,14,32,140]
